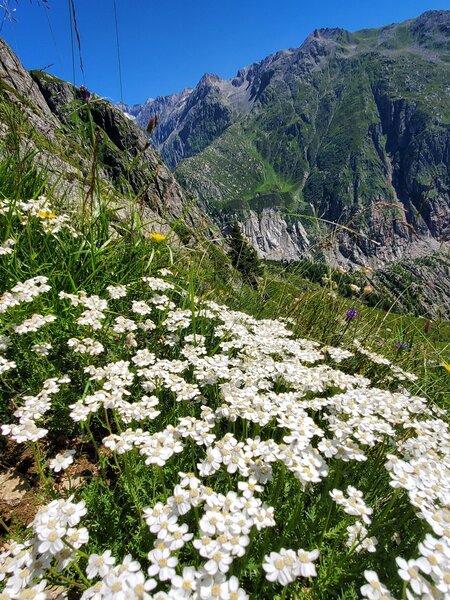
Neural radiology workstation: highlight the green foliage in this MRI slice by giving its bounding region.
[0,95,47,200]
[228,221,263,288]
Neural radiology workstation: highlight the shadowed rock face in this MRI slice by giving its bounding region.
[0,36,210,236]
[121,11,450,271]
[370,253,450,319]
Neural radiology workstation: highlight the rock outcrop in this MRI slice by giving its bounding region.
[0,37,210,237]
[238,209,310,261]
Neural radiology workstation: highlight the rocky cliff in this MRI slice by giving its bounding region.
[0,36,208,237]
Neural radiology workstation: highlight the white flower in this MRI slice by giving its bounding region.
[36,525,66,555]
[68,337,104,356]
[396,557,430,595]
[86,550,116,579]
[49,450,76,473]
[2,419,48,443]
[128,571,157,598]
[296,548,319,577]
[204,548,233,575]
[0,356,16,374]
[0,334,11,351]
[222,576,249,599]
[113,316,137,333]
[147,547,178,581]
[171,566,198,596]
[360,570,394,599]
[197,572,227,599]
[132,300,152,315]
[262,549,298,586]
[66,526,89,549]
[31,343,52,357]
[62,498,87,526]
[0,238,15,255]
[12,313,56,335]
[162,523,193,552]
[330,486,373,524]
[198,447,222,476]
[106,284,128,299]
[142,276,174,291]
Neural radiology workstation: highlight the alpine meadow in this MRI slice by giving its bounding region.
[0,3,449,600]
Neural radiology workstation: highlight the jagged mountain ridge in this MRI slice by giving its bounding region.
[121,10,450,270]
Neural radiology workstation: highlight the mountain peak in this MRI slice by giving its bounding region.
[312,27,347,39]
[417,9,450,19]
[407,9,450,47]
[412,9,450,26]
[198,73,223,87]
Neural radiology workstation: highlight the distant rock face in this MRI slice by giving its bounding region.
[121,10,450,271]
[0,37,209,236]
[371,253,450,319]
[239,209,310,261]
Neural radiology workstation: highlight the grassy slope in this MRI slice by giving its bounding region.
[0,185,449,599]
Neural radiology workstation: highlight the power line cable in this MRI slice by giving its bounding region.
[113,0,124,104]
[69,0,85,85]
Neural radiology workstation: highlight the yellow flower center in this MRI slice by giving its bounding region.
[149,232,167,242]
[38,210,57,219]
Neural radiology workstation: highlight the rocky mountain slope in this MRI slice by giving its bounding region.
[0,37,209,238]
[123,10,450,269]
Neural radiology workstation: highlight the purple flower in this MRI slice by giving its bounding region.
[396,341,408,351]
[345,308,359,320]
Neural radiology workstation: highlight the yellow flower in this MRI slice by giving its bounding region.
[38,210,57,219]
[149,232,167,242]
[443,362,450,373]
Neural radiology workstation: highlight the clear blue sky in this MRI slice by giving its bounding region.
[1,0,448,105]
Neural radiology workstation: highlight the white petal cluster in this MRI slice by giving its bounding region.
[0,355,16,374]
[346,522,378,553]
[68,337,104,355]
[142,276,175,291]
[12,313,56,335]
[0,496,88,598]
[2,242,449,598]
[59,291,108,331]
[263,547,319,585]
[106,284,128,299]
[31,342,52,356]
[49,449,76,473]
[0,238,15,255]
[2,376,70,442]
[330,486,373,524]
[70,361,134,421]
[0,276,51,313]
[0,196,78,237]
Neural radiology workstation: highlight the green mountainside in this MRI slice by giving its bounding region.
[125,11,450,269]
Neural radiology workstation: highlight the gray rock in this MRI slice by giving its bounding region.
[0,36,213,238]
